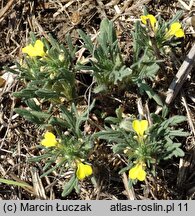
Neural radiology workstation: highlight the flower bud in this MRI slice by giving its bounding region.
[58,53,65,62]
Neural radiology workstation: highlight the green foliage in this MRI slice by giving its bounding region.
[59,100,95,138]
[22,100,94,196]
[0,178,32,188]
[130,11,184,105]
[4,12,188,196]
[78,18,132,93]
[137,81,163,106]
[10,34,77,103]
[96,107,188,183]
[62,175,78,197]
[131,21,161,81]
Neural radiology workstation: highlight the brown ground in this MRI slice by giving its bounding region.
[0,0,195,200]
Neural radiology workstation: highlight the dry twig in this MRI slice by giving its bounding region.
[166,43,195,105]
[0,0,15,21]
[122,172,136,200]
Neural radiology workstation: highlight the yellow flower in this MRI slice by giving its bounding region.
[140,14,157,31]
[22,40,46,57]
[165,22,184,39]
[132,119,148,137]
[41,131,58,147]
[76,162,92,180]
[129,162,146,181]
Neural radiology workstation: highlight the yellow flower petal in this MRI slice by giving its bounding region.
[165,22,184,39]
[33,40,46,57]
[129,164,140,180]
[170,22,182,33]
[41,131,58,147]
[44,131,56,140]
[132,120,148,136]
[137,169,146,181]
[76,163,85,180]
[22,40,46,57]
[22,44,34,56]
[175,29,185,38]
[129,163,146,181]
[140,15,148,25]
[147,15,157,30]
[140,14,157,30]
[85,165,93,176]
[76,162,92,180]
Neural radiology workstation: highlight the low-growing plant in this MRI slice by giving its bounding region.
[6,33,77,103]
[4,32,96,197]
[77,18,132,93]
[3,10,188,198]
[28,101,95,197]
[130,11,185,105]
[96,107,188,185]
[77,12,184,105]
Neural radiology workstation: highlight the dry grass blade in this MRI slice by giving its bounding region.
[181,90,195,139]
[122,172,136,200]
[53,0,75,18]
[177,158,190,187]
[8,173,35,195]
[0,0,15,21]
[30,167,48,199]
[112,0,152,21]
[177,0,194,10]
[166,43,195,105]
